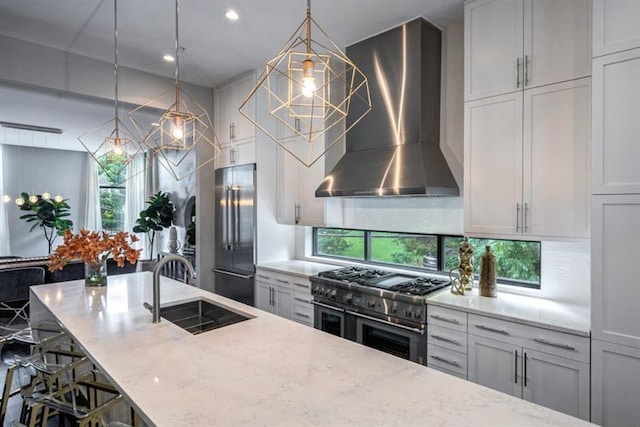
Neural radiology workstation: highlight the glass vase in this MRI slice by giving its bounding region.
[85,260,107,287]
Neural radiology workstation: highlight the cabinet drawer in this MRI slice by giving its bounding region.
[427,344,467,378]
[293,302,313,325]
[427,324,468,354]
[255,270,294,287]
[292,278,312,297]
[469,314,589,363]
[255,269,277,286]
[429,364,467,380]
[427,305,468,332]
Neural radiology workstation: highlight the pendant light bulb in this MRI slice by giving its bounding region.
[113,138,123,155]
[42,192,51,201]
[2,195,10,203]
[28,194,38,204]
[172,116,184,139]
[302,59,316,98]
[15,197,25,207]
[54,194,64,203]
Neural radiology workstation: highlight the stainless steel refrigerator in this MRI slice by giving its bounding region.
[214,163,256,306]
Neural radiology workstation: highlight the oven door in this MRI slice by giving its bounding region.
[350,311,427,365]
[312,301,347,338]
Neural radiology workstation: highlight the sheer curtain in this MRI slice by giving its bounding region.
[84,153,103,232]
[125,154,148,255]
[0,145,11,255]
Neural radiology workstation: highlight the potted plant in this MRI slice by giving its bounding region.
[133,192,174,260]
[18,193,73,253]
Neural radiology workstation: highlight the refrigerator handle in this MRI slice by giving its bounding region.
[233,187,240,251]
[225,186,232,251]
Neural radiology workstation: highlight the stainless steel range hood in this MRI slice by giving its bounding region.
[316,18,459,197]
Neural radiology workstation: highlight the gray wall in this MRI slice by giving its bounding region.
[2,145,87,256]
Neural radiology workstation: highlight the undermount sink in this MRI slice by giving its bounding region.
[159,299,253,335]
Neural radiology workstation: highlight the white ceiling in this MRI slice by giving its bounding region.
[0,0,464,88]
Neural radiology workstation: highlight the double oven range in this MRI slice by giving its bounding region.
[310,266,450,365]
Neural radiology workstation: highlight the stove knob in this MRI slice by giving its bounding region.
[312,287,320,295]
[413,311,422,320]
[404,308,413,318]
[344,293,353,304]
[368,300,376,308]
[390,303,398,313]
[329,290,337,300]
[324,289,331,297]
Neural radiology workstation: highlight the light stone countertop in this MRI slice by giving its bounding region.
[29,272,591,427]
[257,260,338,278]
[427,289,590,336]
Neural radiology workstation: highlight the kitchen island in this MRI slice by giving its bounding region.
[29,273,590,426]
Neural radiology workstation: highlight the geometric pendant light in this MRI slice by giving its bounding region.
[239,0,371,168]
[129,0,221,181]
[78,0,144,186]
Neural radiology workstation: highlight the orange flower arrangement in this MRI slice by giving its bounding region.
[48,228,141,272]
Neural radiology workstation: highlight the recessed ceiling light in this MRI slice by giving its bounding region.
[225,10,239,21]
[163,54,175,62]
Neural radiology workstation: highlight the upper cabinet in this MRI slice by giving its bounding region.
[593,0,640,57]
[465,78,591,239]
[465,0,591,102]
[214,73,256,169]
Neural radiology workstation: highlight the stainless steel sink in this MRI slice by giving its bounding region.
[159,299,252,335]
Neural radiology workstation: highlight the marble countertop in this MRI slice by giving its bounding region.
[427,289,590,336]
[257,259,338,278]
[29,273,590,427]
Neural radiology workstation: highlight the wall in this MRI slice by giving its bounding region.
[2,145,87,256]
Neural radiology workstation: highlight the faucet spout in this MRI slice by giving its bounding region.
[152,254,196,323]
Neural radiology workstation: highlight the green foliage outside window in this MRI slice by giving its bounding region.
[98,153,127,234]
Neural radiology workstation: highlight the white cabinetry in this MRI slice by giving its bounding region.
[592,48,640,195]
[465,0,591,101]
[255,268,314,326]
[214,73,256,169]
[467,314,590,421]
[465,78,591,238]
[426,306,468,379]
[593,0,640,58]
[591,340,640,426]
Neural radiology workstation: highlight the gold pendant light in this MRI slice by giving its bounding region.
[78,0,144,185]
[129,0,221,181]
[239,0,371,167]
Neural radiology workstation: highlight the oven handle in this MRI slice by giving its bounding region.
[310,301,345,313]
[346,310,425,335]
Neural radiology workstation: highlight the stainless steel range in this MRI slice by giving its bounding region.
[310,267,450,365]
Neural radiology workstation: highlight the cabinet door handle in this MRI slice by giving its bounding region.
[275,278,290,285]
[294,203,301,224]
[429,314,460,325]
[524,55,530,86]
[515,350,518,384]
[430,334,459,345]
[475,324,510,335]
[516,203,521,233]
[516,57,521,88]
[294,297,310,304]
[230,122,236,140]
[524,202,529,233]
[257,274,270,280]
[295,312,311,319]
[294,282,310,289]
[524,352,528,387]
[294,117,300,132]
[430,354,460,367]
[533,338,576,351]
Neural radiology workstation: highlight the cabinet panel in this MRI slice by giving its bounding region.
[273,285,293,319]
[524,0,591,89]
[593,0,640,57]
[427,324,468,354]
[464,92,523,235]
[592,340,640,426]
[255,280,273,313]
[464,0,523,101]
[523,349,590,421]
[592,195,640,347]
[427,344,467,378]
[215,84,235,145]
[468,334,522,398]
[234,74,256,142]
[592,49,640,194]
[523,78,591,238]
[427,305,468,332]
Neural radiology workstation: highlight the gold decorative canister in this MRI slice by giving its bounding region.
[479,246,497,297]
[449,237,474,295]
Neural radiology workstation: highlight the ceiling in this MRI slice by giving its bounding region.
[0,0,464,88]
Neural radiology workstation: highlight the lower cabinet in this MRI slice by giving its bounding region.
[591,339,640,426]
[467,314,590,421]
[255,268,314,326]
[426,305,469,379]
[255,280,292,319]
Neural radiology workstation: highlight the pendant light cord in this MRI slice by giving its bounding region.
[306,0,311,55]
[174,0,180,111]
[113,0,119,136]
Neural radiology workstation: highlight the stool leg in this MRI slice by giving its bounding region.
[1,364,17,424]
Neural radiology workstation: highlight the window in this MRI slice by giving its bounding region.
[98,154,127,234]
[313,228,542,289]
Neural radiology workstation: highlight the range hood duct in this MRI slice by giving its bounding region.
[315,18,458,197]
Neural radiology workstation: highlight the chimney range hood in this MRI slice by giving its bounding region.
[315,18,458,197]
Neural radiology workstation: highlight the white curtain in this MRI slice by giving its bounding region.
[0,145,11,255]
[125,154,148,255]
[84,153,103,232]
